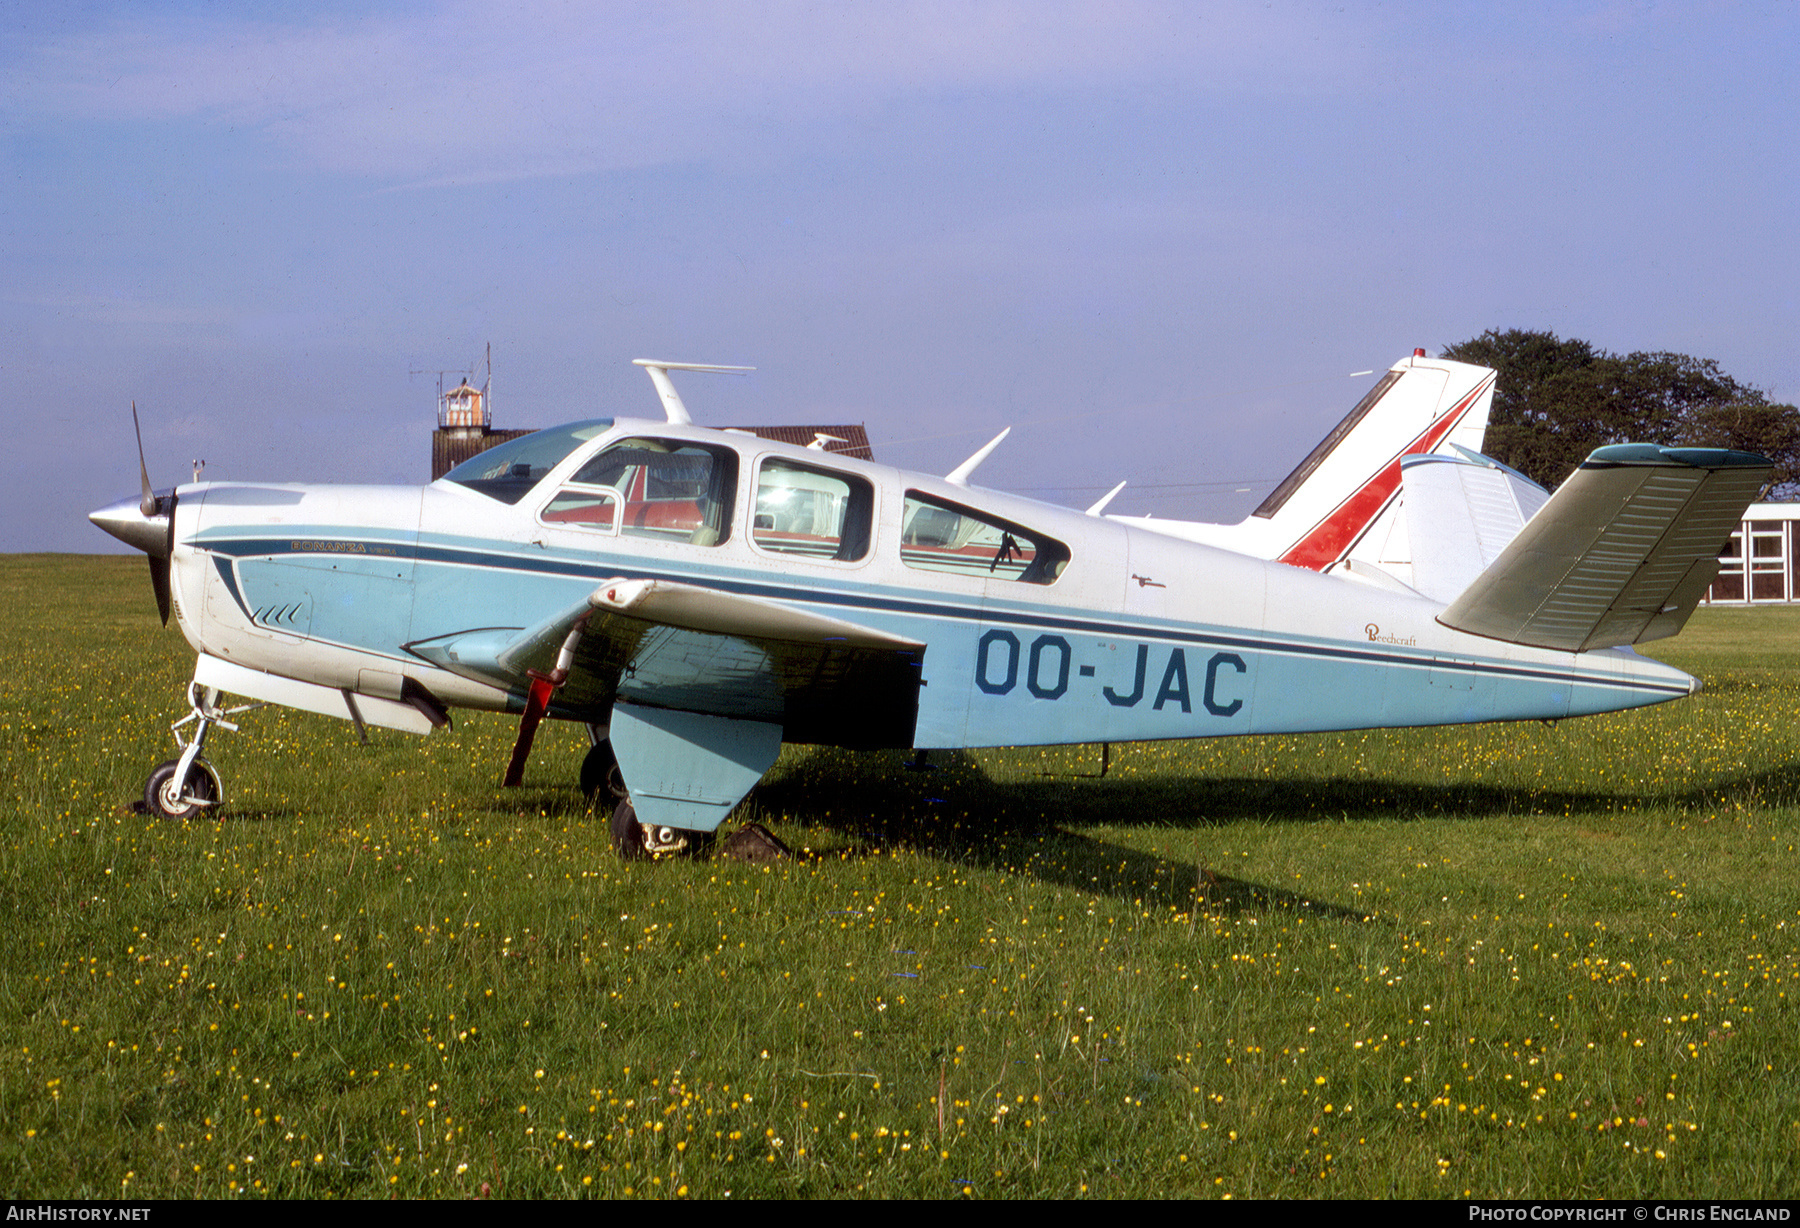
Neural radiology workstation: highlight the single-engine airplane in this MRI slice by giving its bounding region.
[91,352,1769,856]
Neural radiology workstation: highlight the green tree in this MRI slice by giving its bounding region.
[1439,328,1800,497]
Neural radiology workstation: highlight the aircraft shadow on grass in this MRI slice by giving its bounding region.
[198,738,1800,922]
[736,747,1576,921]
[730,745,1800,919]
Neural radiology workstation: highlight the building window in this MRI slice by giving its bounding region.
[1749,520,1787,601]
[1712,529,1746,601]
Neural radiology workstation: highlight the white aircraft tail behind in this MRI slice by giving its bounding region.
[1370,450,1551,602]
[1124,350,1495,571]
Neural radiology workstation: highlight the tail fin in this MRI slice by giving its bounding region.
[1337,449,1551,602]
[1126,351,1495,567]
[1438,444,1771,652]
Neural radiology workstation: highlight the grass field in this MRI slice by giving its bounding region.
[1,554,1796,1199]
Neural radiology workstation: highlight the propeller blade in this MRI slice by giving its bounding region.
[132,401,156,519]
[90,400,179,625]
[149,555,172,627]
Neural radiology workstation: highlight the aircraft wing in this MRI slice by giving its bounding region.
[407,577,926,749]
[1437,444,1771,652]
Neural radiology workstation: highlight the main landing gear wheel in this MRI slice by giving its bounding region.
[580,741,627,804]
[609,798,709,860]
[144,758,222,820]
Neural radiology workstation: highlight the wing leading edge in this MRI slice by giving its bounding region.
[406,577,926,749]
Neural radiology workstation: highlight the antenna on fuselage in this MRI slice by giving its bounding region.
[1085,480,1127,516]
[631,359,756,425]
[945,427,1011,487]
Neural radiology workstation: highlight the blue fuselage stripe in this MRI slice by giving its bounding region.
[196,533,1686,700]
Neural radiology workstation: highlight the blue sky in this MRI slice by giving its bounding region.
[6,1,1796,552]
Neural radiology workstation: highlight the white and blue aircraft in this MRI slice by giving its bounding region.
[91,353,1769,856]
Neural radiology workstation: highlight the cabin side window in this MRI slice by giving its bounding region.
[539,486,621,532]
[752,459,874,562]
[540,437,739,546]
[899,492,1069,584]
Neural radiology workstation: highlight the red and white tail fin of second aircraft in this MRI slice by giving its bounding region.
[1122,351,1496,572]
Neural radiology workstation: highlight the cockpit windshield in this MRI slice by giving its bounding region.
[441,420,615,504]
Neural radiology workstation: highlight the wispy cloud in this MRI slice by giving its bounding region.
[10,292,229,327]
[17,2,1371,185]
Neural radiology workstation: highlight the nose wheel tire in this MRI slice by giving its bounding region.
[144,758,222,820]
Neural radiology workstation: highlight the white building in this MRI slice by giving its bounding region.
[1704,503,1800,603]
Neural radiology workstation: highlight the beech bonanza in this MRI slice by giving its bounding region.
[91,353,1768,856]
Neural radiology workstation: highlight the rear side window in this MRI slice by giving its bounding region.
[752,459,874,562]
[900,493,1068,584]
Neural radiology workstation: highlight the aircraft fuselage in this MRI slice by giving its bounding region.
[156,415,1696,757]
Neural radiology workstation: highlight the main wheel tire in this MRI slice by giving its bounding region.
[144,758,221,820]
[581,741,626,803]
[610,798,647,859]
[610,799,711,859]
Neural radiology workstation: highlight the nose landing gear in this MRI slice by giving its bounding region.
[141,682,251,820]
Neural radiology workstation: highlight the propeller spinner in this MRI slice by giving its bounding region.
[89,402,178,625]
